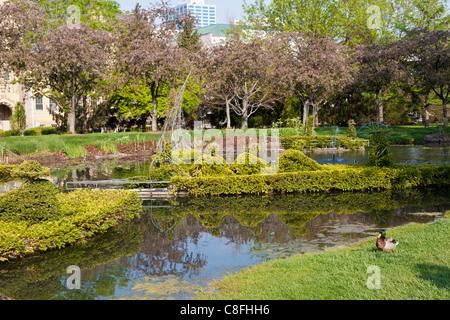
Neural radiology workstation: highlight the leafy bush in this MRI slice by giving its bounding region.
[0,180,61,224]
[369,132,394,167]
[40,127,58,135]
[278,149,321,173]
[0,164,13,182]
[306,115,315,136]
[281,135,367,150]
[10,160,50,183]
[24,128,40,136]
[0,189,142,261]
[347,120,357,139]
[4,130,20,137]
[0,129,4,137]
[172,164,450,196]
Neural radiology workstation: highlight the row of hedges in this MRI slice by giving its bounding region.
[0,127,57,137]
[281,135,368,150]
[0,184,142,262]
[171,164,450,196]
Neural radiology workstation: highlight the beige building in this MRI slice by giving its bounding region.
[0,71,57,131]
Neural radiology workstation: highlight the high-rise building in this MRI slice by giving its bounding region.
[173,0,216,28]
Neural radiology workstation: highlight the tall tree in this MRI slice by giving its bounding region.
[397,29,450,120]
[114,4,190,132]
[355,43,399,123]
[275,32,357,127]
[206,35,282,129]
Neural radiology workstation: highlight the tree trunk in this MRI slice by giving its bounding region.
[225,97,231,129]
[302,101,309,128]
[313,104,319,127]
[443,101,447,121]
[241,96,249,130]
[68,93,76,133]
[424,97,430,128]
[151,85,158,132]
[376,90,383,123]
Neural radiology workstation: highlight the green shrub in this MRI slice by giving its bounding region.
[0,180,61,224]
[369,132,394,167]
[278,149,321,173]
[281,135,366,151]
[306,115,314,136]
[172,164,450,196]
[4,130,20,137]
[0,189,142,261]
[347,120,357,139]
[40,127,58,135]
[0,164,13,182]
[24,128,41,136]
[10,160,50,183]
[0,129,4,137]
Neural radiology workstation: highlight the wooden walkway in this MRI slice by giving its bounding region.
[65,179,189,198]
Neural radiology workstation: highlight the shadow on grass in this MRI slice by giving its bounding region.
[415,263,450,290]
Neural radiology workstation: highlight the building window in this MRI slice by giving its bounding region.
[35,96,43,111]
[49,98,57,112]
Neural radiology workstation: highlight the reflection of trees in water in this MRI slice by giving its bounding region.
[1,187,448,300]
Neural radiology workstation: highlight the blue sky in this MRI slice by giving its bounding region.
[116,0,251,23]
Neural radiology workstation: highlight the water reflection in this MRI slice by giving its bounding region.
[310,145,449,165]
[0,188,448,300]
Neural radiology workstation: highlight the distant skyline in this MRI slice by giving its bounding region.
[116,0,250,24]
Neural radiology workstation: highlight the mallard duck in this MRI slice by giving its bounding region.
[376,229,398,252]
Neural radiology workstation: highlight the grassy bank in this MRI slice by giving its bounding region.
[0,125,440,157]
[200,215,449,300]
[0,132,159,156]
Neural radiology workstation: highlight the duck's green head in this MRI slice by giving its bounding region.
[379,229,386,237]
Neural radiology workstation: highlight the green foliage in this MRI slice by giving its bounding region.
[9,102,26,136]
[0,180,61,224]
[305,115,314,136]
[369,132,394,167]
[24,128,40,136]
[347,119,357,139]
[278,149,321,173]
[281,135,367,150]
[172,164,450,196]
[10,160,51,183]
[4,130,20,137]
[0,164,13,182]
[63,145,87,158]
[0,189,142,261]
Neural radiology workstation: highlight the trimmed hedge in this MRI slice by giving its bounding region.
[281,135,367,150]
[171,164,450,196]
[0,189,142,262]
[0,180,61,224]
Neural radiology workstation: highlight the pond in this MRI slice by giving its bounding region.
[309,145,450,165]
[0,187,449,300]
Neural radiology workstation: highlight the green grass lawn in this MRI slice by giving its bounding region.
[200,216,449,300]
[0,125,442,156]
[0,132,159,155]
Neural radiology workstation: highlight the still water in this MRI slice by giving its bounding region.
[0,188,449,300]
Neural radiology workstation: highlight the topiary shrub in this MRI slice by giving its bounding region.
[10,160,50,183]
[278,149,321,173]
[369,132,394,167]
[0,180,61,224]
